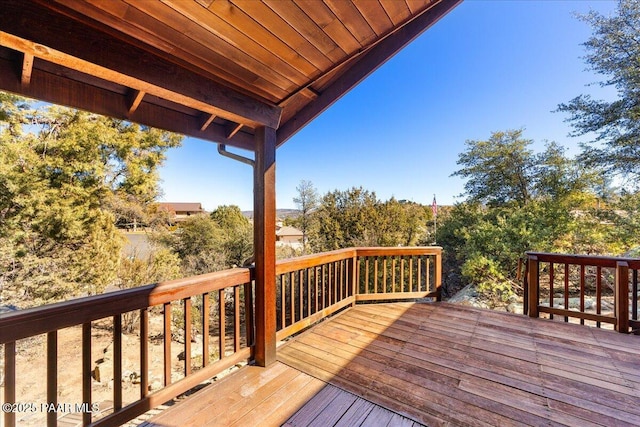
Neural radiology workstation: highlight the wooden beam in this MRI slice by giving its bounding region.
[127,89,145,116]
[200,114,216,131]
[276,0,461,146]
[0,0,282,129]
[0,58,255,150]
[20,52,33,87]
[226,122,244,139]
[253,126,277,367]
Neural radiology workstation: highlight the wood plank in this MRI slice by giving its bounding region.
[150,363,291,426]
[232,373,325,427]
[332,396,376,427]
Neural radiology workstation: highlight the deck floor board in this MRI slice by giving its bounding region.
[143,302,640,426]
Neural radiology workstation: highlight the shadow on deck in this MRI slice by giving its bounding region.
[139,302,640,427]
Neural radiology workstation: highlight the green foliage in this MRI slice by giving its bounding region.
[558,0,640,180]
[440,129,628,302]
[210,205,253,267]
[154,205,253,275]
[460,255,515,306]
[452,130,535,207]
[307,186,430,252]
[0,95,182,306]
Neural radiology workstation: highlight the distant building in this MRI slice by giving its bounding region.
[158,202,205,223]
[276,225,304,244]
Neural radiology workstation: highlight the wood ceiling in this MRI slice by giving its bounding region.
[0,0,461,151]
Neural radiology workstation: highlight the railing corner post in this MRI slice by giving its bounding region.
[616,261,630,333]
[527,255,539,318]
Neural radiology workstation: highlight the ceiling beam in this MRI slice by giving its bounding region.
[0,0,282,129]
[276,0,462,147]
[0,57,255,150]
[20,52,33,87]
[127,90,145,116]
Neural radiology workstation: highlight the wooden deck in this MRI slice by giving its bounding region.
[142,302,640,427]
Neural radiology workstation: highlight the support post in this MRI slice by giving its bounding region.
[527,255,539,318]
[616,261,630,333]
[253,126,277,366]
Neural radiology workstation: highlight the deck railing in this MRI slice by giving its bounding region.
[0,246,441,427]
[275,247,442,341]
[525,252,640,333]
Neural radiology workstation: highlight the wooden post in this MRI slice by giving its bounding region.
[527,255,539,318]
[616,261,630,333]
[254,126,277,366]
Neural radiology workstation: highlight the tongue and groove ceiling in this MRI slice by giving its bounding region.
[0,0,460,151]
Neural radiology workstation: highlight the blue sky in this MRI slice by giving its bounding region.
[158,0,617,212]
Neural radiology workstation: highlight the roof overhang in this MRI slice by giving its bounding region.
[0,0,461,151]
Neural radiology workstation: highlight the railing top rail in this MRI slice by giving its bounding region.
[275,247,441,275]
[526,251,640,269]
[355,246,442,257]
[0,267,251,344]
[276,248,357,274]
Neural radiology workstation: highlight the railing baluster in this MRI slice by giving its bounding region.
[203,293,210,366]
[234,286,241,353]
[113,314,122,411]
[580,266,586,326]
[288,271,294,325]
[219,289,226,359]
[184,298,192,376]
[280,274,285,329]
[340,260,345,301]
[549,263,555,320]
[564,263,569,322]
[409,256,414,292]
[328,262,333,305]
[320,264,327,310]
[365,257,370,294]
[417,256,422,292]
[82,322,92,426]
[140,308,149,398]
[383,257,387,293]
[596,266,602,328]
[47,331,57,427]
[244,282,254,348]
[391,257,396,293]
[163,303,171,386]
[426,257,431,294]
[400,257,405,293]
[314,266,319,313]
[4,341,16,427]
[351,255,358,304]
[633,269,638,322]
[298,270,303,321]
[374,257,379,293]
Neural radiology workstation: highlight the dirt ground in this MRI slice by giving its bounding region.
[1,311,233,427]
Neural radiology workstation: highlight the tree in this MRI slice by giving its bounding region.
[210,205,253,267]
[0,95,182,306]
[292,180,318,251]
[558,0,640,181]
[452,130,536,207]
[307,187,429,252]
